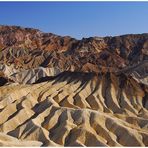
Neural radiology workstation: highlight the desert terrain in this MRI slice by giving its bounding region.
[0,25,147,146]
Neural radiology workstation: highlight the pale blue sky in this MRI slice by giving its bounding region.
[0,2,148,39]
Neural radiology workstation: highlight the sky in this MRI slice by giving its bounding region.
[0,2,148,39]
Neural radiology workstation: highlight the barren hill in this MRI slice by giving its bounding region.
[0,25,147,146]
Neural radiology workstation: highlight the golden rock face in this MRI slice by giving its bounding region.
[0,72,147,146]
[0,26,148,146]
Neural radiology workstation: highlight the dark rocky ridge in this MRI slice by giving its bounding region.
[0,25,147,73]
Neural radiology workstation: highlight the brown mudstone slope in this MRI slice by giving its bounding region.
[0,25,148,72]
[0,25,148,146]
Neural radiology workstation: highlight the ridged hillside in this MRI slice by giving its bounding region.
[0,25,147,146]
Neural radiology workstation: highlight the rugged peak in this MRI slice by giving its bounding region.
[0,25,147,76]
[0,25,41,33]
